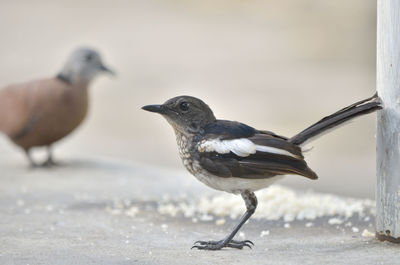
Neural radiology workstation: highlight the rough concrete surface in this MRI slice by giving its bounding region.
[0,156,398,265]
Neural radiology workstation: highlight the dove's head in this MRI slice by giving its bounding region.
[58,47,114,84]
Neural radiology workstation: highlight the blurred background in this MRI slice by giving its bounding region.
[0,0,377,198]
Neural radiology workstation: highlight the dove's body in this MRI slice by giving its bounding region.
[0,77,88,150]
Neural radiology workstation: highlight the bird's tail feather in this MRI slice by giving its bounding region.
[288,93,382,146]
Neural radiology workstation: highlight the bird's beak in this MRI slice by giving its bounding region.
[141,104,165,114]
[99,64,116,75]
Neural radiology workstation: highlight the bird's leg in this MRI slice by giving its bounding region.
[25,149,39,168]
[41,146,57,167]
[192,190,258,250]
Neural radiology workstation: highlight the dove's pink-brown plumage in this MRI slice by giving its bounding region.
[0,78,89,150]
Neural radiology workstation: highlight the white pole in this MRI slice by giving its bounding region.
[376,0,400,243]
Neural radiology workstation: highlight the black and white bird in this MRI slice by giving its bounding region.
[142,93,381,250]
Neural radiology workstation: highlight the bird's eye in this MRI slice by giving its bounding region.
[179,102,189,112]
[84,54,93,62]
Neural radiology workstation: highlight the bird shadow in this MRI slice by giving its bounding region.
[24,157,130,172]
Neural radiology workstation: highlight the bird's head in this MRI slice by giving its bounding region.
[142,96,216,135]
[58,47,114,84]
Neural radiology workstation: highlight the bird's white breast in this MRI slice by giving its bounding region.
[191,160,284,194]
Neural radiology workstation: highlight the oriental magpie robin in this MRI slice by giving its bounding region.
[142,93,381,250]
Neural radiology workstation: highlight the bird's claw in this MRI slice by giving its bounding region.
[40,158,60,167]
[191,239,253,250]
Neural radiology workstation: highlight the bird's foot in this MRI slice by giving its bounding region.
[40,158,60,167]
[191,239,253,250]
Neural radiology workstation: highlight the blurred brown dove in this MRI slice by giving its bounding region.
[0,47,114,166]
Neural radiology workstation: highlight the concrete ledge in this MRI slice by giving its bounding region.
[0,156,399,265]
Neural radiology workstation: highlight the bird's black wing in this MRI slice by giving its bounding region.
[197,123,317,180]
[199,120,257,140]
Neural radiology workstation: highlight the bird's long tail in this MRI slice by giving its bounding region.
[288,93,382,146]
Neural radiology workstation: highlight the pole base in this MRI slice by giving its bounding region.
[376,231,400,243]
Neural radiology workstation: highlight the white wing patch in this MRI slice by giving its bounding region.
[255,145,300,158]
[197,138,300,159]
[197,138,256,157]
